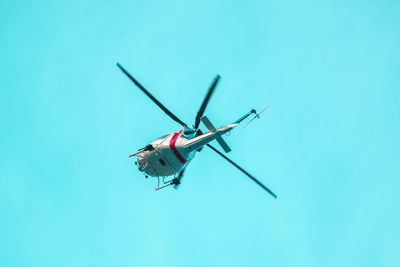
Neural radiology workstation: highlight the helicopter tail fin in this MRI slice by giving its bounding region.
[201,116,232,153]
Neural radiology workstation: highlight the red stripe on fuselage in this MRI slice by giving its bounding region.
[169,130,187,164]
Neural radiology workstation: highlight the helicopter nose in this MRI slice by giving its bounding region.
[136,156,148,171]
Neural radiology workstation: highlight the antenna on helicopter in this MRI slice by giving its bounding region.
[244,105,270,127]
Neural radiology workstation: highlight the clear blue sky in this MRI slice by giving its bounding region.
[1,1,399,266]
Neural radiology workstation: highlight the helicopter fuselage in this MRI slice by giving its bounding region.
[134,123,237,178]
[135,131,194,177]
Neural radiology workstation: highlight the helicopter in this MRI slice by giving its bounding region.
[117,63,277,198]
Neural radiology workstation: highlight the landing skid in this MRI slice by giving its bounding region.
[155,176,180,191]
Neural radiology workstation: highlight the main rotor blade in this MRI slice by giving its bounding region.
[194,75,220,129]
[117,63,188,128]
[206,144,277,198]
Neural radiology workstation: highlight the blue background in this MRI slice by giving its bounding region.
[1,1,399,266]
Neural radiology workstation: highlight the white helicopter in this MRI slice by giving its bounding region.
[117,63,276,198]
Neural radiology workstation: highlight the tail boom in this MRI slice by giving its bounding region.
[184,117,236,153]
